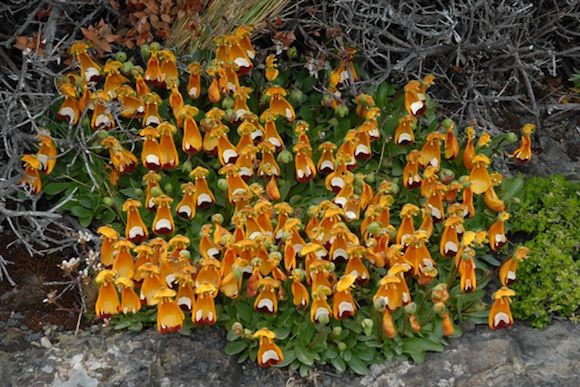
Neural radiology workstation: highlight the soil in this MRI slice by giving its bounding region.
[0,233,83,332]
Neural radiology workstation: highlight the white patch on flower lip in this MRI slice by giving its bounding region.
[249,231,263,240]
[410,100,424,115]
[155,219,172,231]
[232,187,246,197]
[146,154,160,166]
[178,297,192,310]
[333,196,347,208]
[347,269,359,278]
[402,292,409,303]
[444,241,458,254]
[428,204,442,220]
[430,157,439,168]
[495,234,507,244]
[234,108,248,120]
[257,298,274,312]
[369,129,380,137]
[95,114,110,127]
[314,307,329,321]
[195,310,204,322]
[414,175,421,182]
[207,248,220,258]
[178,205,192,217]
[297,169,305,179]
[165,274,175,286]
[330,177,345,189]
[239,167,252,178]
[338,301,354,316]
[339,70,349,83]
[196,193,212,206]
[408,177,415,186]
[222,149,238,164]
[320,160,334,171]
[346,211,357,220]
[316,249,326,259]
[333,248,347,261]
[84,67,99,81]
[188,87,198,97]
[129,226,145,239]
[37,154,48,170]
[250,129,263,140]
[268,137,281,147]
[401,234,411,245]
[234,57,250,68]
[137,105,145,113]
[59,107,76,122]
[292,243,303,254]
[285,108,293,119]
[146,115,160,126]
[398,133,412,143]
[507,271,516,281]
[261,349,280,364]
[355,144,370,156]
[494,312,510,327]
[275,229,284,239]
[148,198,155,208]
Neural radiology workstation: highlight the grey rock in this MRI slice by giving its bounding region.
[40,336,52,349]
[0,322,578,386]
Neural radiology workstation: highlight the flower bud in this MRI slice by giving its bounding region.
[149,42,161,52]
[150,186,162,197]
[328,117,339,128]
[97,130,109,140]
[404,302,417,314]
[140,44,151,61]
[181,159,192,173]
[134,188,144,197]
[337,341,347,352]
[103,196,114,207]
[287,46,298,59]
[212,213,224,224]
[317,313,330,325]
[277,149,293,164]
[366,221,381,235]
[222,96,234,110]
[440,168,455,184]
[217,178,229,191]
[335,104,349,118]
[361,318,374,336]
[505,132,519,144]
[231,322,244,337]
[164,183,173,195]
[432,301,446,314]
[364,172,376,184]
[121,61,134,75]
[115,51,128,63]
[332,326,342,337]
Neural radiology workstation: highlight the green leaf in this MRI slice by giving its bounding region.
[402,337,445,354]
[348,357,369,376]
[330,356,347,373]
[294,344,314,366]
[43,182,70,195]
[225,341,248,356]
[79,215,93,227]
[410,351,426,364]
[128,321,143,332]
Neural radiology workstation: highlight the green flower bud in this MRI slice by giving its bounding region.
[440,168,455,184]
[212,213,224,224]
[181,159,192,173]
[361,318,374,330]
[337,342,347,352]
[404,302,417,314]
[102,197,114,207]
[164,183,173,195]
[366,221,381,235]
[150,186,162,197]
[505,132,519,144]
[231,322,244,337]
[217,178,229,191]
[149,42,161,52]
[179,250,191,260]
[364,172,376,184]
[317,313,330,325]
[512,197,521,205]
[222,96,234,110]
[133,188,144,197]
[287,46,298,59]
[290,88,304,103]
[97,130,109,140]
[120,61,134,75]
[335,104,349,118]
[332,326,342,337]
[140,45,151,61]
[277,149,293,164]
[328,117,339,128]
[115,51,128,63]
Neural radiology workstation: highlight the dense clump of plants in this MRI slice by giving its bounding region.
[19,28,536,375]
[510,175,580,328]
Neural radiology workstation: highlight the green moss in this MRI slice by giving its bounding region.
[510,175,580,327]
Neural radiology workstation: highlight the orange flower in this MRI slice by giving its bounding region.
[97,226,119,267]
[317,142,337,175]
[142,92,162,127]
[462,126,476,170]
[441,311,455,337]
[469,154,492,194]
[332,274,357,320]
[488,287,516,330]
[69,41,101,82]
[344,246,370,285]
[101,136,138,174]
[152,194,174,235]
[310,285,332,324]
[95,270,120,318]
[143,170,161,210]
[139,126,161,170]
[159,49,178,87]
[103,60,129,97]
[190,167,216,209]
[489,211,509,251]
[404,75,434,116]
[168,82,184,119]
[213,125,239,165]
[258,142,281,178]
[484,172,505,212]
[420,132,445,168]
[115,277,141,314]
[232,87,253,121]
[136,263,163,305]
[122,199,148,243]
[176,182,197,220]
[442,119,460,159]
[193,283,218,325]
[117,85,144,119]
[265,54,279,81]
[112,239,135,279]
[354,93,375,118]
[20,154,42,194]
[153,288,185,333]
[36,134,57,175]
[219,164,250,203]
[207,67,221,104]
[177,105,202,155]
[329,48,358,87]
[144,51,162,86]
[260,110,285,151]
[294,143,316,183]
[394,115,417,145]
[402,150,422,189]
[187,62,201,99]
[396,204,419,245]
[440,216,462,257]
[254,328,284,368]
[90,90,115,130]
[254,277,280,314]
[382,310,397,338]
[499,246,529,286]
[265,86,295,121]
[157,122,179,170]
[511,124,535,163]
[234,25,256,62]
[291,271,310,309]
[336,131,359,170]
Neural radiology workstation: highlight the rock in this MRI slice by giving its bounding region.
[40,336,52,349]
[0,322,578,386]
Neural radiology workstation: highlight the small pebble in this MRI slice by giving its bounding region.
[40,336,52,349]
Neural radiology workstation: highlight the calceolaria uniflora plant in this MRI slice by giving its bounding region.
[23,27,534,375]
